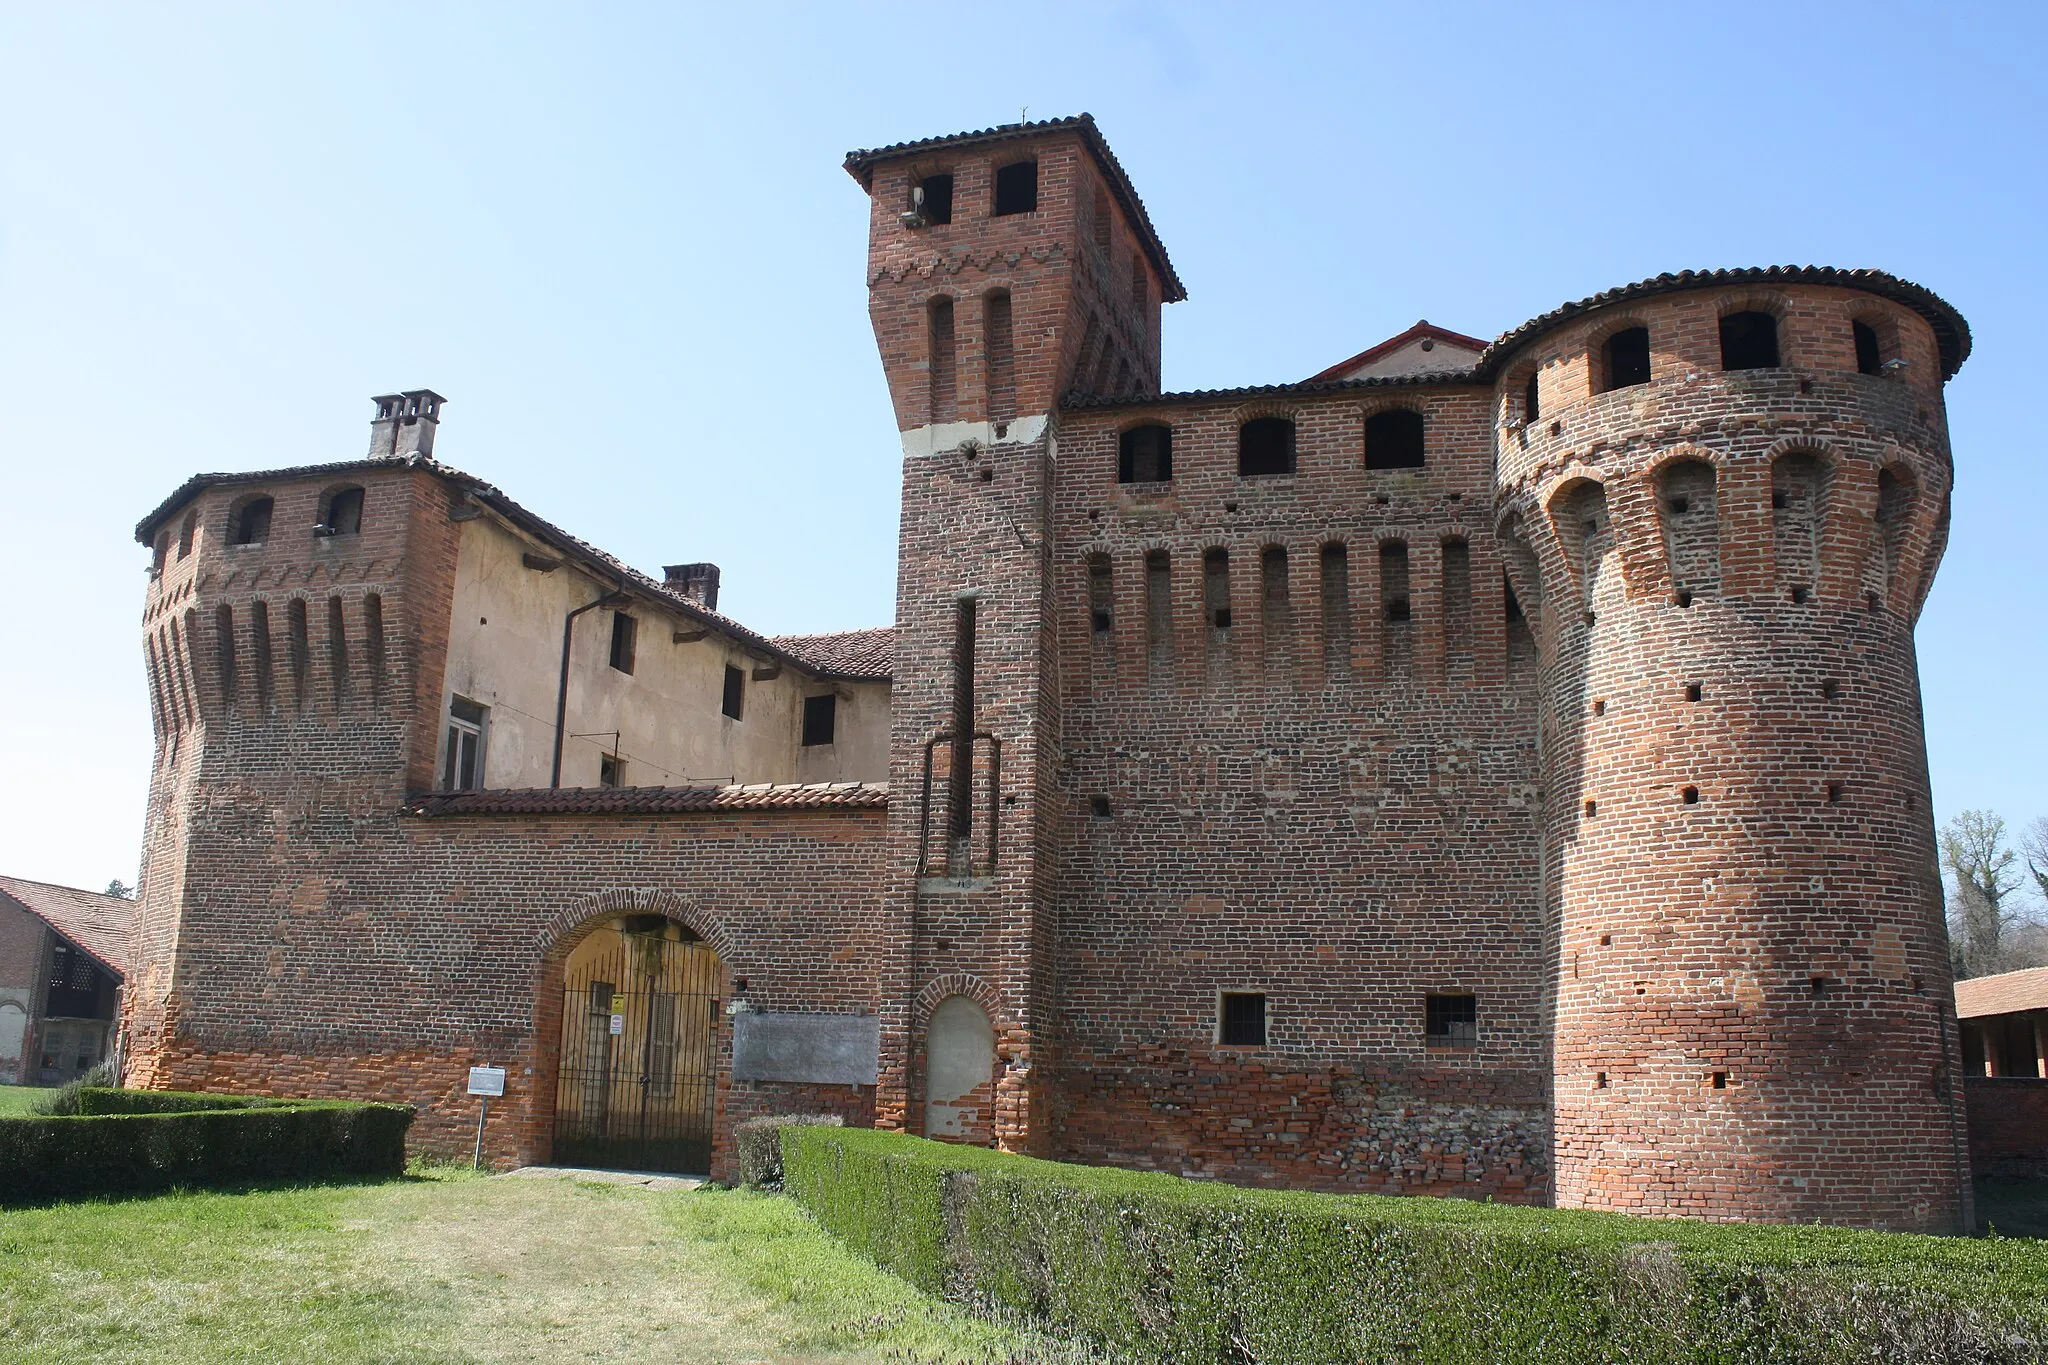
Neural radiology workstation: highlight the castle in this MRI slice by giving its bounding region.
[125,115,1973,1232]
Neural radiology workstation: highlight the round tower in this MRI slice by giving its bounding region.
[1491,269,1971,1231]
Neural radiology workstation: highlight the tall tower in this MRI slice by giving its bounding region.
[843,116,1182,1147]
[126,402,461,1086]
[1492,270,1971,1231]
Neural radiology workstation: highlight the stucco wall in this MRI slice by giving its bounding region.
[441,515,887,788]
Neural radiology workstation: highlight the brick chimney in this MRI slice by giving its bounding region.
[664,563,720,611]
[368,390,447,459]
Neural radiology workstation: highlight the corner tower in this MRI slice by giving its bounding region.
[1491,269,1971,1231]
[844,117,1182,1150]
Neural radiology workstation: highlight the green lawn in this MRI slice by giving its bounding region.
[0,1168,1085,1364]
[0,1086,56,1115]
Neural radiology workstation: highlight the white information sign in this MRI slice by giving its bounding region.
[609,1013,626,1036]
[466,1066,507,1097]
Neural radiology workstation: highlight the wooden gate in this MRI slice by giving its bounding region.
[553,919,720,1173]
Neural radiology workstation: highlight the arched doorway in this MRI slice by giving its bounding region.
[553,914,721,1172]
[923,994,996,1143]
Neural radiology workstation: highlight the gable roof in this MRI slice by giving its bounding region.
[134,455,895,684]
[1956,965,2048,1020]
[0,876,136,979]
[845,113,1186,304]
[1307,321,1489,383]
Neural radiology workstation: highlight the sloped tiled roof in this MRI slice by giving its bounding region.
[0,876,137,979]
[402,781,890,818]
[771,627,894,681]
[845,113,1186,303]
[1956,965,2048,1020]
[1307,320,1489,383]
[134,455,895,683]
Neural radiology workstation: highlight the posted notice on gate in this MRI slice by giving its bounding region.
[467,1066,507,1097]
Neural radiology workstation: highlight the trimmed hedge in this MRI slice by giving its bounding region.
[782,1126,2048,1364]
[733,1112,842,1189]
[0,1088,412,1203]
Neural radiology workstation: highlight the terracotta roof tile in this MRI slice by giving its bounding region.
[402,781,890,818]
[1955,966,2048,1020]
[0,876,137,979]
[769,627,894,680]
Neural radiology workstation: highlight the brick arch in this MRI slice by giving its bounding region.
[1357,395,1424,419]
[536,887,736,966]
[1636,440,1725,485]
[911,972,1008,1033]
[1115,413,1175,435]
[1714,289,1791,321]
[1229,399,1299,425]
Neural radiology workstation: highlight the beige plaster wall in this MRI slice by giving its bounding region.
[439,515,889,789]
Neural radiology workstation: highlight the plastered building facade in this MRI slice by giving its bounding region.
[126,115,1974,1231]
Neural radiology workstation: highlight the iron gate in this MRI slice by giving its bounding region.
[553,925,720,1173]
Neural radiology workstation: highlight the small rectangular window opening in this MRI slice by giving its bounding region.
[1682,786,1700,805]
[915,173,954,225]
[598,754,624,787]
[1720,311,1781,371]
[1088,795,1112,819]
[1602,327,1651,390]
[1237,417,1296,477]
[1827,782,1844,805]
[1685,682,1702,702]
[609,611,637,674]
[1595,1072,1609,1089]
[1710,1071,1729,1090]
[1204,549,1232,630]
[1425,993,1478,1048]
[993,160,1038,216]
[1087,554,1114,634]
[323,488,365,537]
[801,693,837,746]
[1118,424,1173,483]
[1219,992,1267,1047]
[1365,409,1425,470]
[1854,320,1883,376]
[721,664,745,720]
[443,696,487,791]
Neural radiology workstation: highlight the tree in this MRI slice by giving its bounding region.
[1942,810,2042,979]
[104,879,135,900]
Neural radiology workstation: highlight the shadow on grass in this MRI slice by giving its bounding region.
[0,1166,470,1212]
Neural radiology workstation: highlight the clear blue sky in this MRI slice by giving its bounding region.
[2,3,2042,890]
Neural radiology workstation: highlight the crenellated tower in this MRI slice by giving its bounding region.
[1491,270,1971,1231]
[844,116,1183,1150]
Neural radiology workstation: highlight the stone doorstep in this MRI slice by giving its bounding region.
[502,1165,704,1192]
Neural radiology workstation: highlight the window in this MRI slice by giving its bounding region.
[1237,416,1296,477]
[1601,327,1651,390]
[914,172,953,225]
[319,487,364,537]
[151,531,168,578]
[1091,185,1112,251]
[1854,320,1883,376]
[1364,409,1425,470]
[802,693,837,746]
[722,664,745,720]
[1720,311,1780,370]
[231,497,273,546]
[993,160,1038,215]
[609,611,637,674]
[927,296,956,425]
[1425,992,1477,1047]
[599,754,624,787]
[1523,371,1540,423]
[442,696,487,791]
[1219,992,1267,1047]
[177,511,197,559]
[1118,424,1173,483]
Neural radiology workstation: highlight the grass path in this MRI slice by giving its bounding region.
[0,1171,1061,1364]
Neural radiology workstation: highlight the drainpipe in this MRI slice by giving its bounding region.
[551,588,630,788]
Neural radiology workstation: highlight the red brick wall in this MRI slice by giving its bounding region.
[1965,1078,2048,1179]
[1497,283,1967,1232]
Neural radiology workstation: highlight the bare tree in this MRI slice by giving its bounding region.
[1943,810,2043,979]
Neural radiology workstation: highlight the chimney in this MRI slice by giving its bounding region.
[368,389,448,459]
[664,563,721,611]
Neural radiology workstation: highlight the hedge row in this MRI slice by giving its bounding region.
[1,1088,412,1203]
[780,1126,2048,1364]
